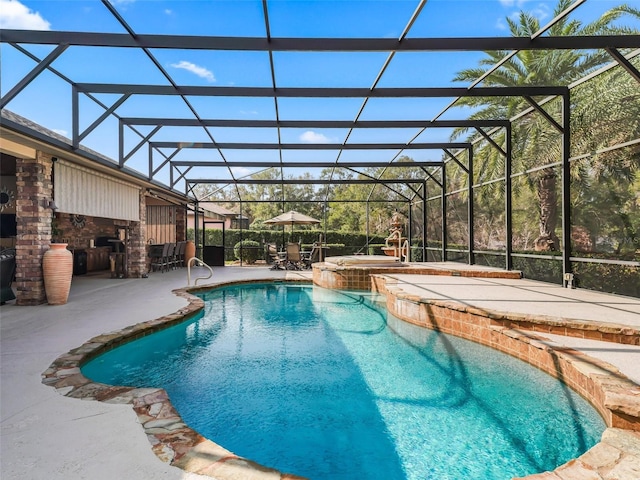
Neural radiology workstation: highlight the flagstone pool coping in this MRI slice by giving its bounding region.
[41,277,640,480]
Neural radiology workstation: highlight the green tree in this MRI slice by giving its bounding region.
[451,0,639,251]
[570,64,640,255]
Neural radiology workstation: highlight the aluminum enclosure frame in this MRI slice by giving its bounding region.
[1,0,639,286]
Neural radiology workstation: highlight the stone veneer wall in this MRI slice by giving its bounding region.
[371,274,640,434]
[14,152,53,305]
[54,213,125,247]
[127,190,146,278]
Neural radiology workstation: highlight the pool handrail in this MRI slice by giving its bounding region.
[187,257,213,286]
[400,239,410,262]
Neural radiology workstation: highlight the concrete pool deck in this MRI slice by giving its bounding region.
[1,263,639,479]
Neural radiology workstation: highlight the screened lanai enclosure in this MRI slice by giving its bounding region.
[1,0,639,296]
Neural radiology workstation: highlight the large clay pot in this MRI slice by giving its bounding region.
[185,240,196,265]
[43,243,73,305]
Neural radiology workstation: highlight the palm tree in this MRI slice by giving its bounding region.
[451,0,639,251]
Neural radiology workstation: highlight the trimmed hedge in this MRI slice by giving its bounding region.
[187,228,388,261]
[233,240,262,264]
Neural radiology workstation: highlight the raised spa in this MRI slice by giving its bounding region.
[82,283,604,479]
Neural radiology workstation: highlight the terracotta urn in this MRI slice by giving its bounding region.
[43,243,73,305]
[185,240,196,265]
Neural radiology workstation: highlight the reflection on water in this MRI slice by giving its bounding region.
[82,283,604,480]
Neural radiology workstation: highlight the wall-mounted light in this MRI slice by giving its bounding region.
[45,199,58,210]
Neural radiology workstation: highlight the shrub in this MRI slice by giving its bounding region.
[233,240,261,264]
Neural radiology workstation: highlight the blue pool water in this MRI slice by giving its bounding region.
[82,283,605,479]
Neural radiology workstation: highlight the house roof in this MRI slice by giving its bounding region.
[189,202,248,220]
[0,110,191,205]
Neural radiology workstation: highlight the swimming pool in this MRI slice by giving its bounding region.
[82,283,605,479]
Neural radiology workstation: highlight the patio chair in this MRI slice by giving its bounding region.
[302,243,321,269]
[148,243,164,271]
[266,243,282,269]
[0,248,16,304]
[151,243,171,272]
[176,241,186,267]
[285,242,302,270]
[166,243,178,270]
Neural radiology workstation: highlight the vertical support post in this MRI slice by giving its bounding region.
[561,90,572,285]
[422,181,427,262]
[467,147,475,265]
[441,164,447,262]
[505,123,513,270]
[148,144,153,179]
[194,199,200,259]
[118,119,124,167]
[407,200,412,262]
[323,200,328,251]
[366,201,370,254]
[15,152,53,305]
[239,200,243,266]
[281,199,286,248]
[72,85,79,150]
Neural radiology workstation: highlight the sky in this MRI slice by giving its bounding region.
[1,0,638,190]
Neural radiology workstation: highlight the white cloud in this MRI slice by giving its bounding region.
[164,9,173,15]
[170,61,215,82]
[498,0,531,7]
[52,129,68,137]
[231,166,253,177]
[496,1,550,30]
[300,131,331,144]
[530,4,551,22]
[240,110,258,115]
[0,0,50,30]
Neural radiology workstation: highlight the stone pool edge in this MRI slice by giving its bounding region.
[372,274,640,480]
[42,278,310,480]
[41,276,640,479]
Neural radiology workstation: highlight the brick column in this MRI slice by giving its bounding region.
[15,152,53,305]
[175,206,186,242]
[127,189,146,278]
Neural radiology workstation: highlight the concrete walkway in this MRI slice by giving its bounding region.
[1,265,638,479]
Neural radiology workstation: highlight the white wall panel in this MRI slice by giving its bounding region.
[54,160,140,221]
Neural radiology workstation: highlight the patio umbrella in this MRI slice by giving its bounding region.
[264,210,321,227]
[264,210,321,244]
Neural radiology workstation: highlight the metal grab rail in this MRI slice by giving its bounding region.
[384,230,410,262]
[400,239,410,263]
[187,257,213,286]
